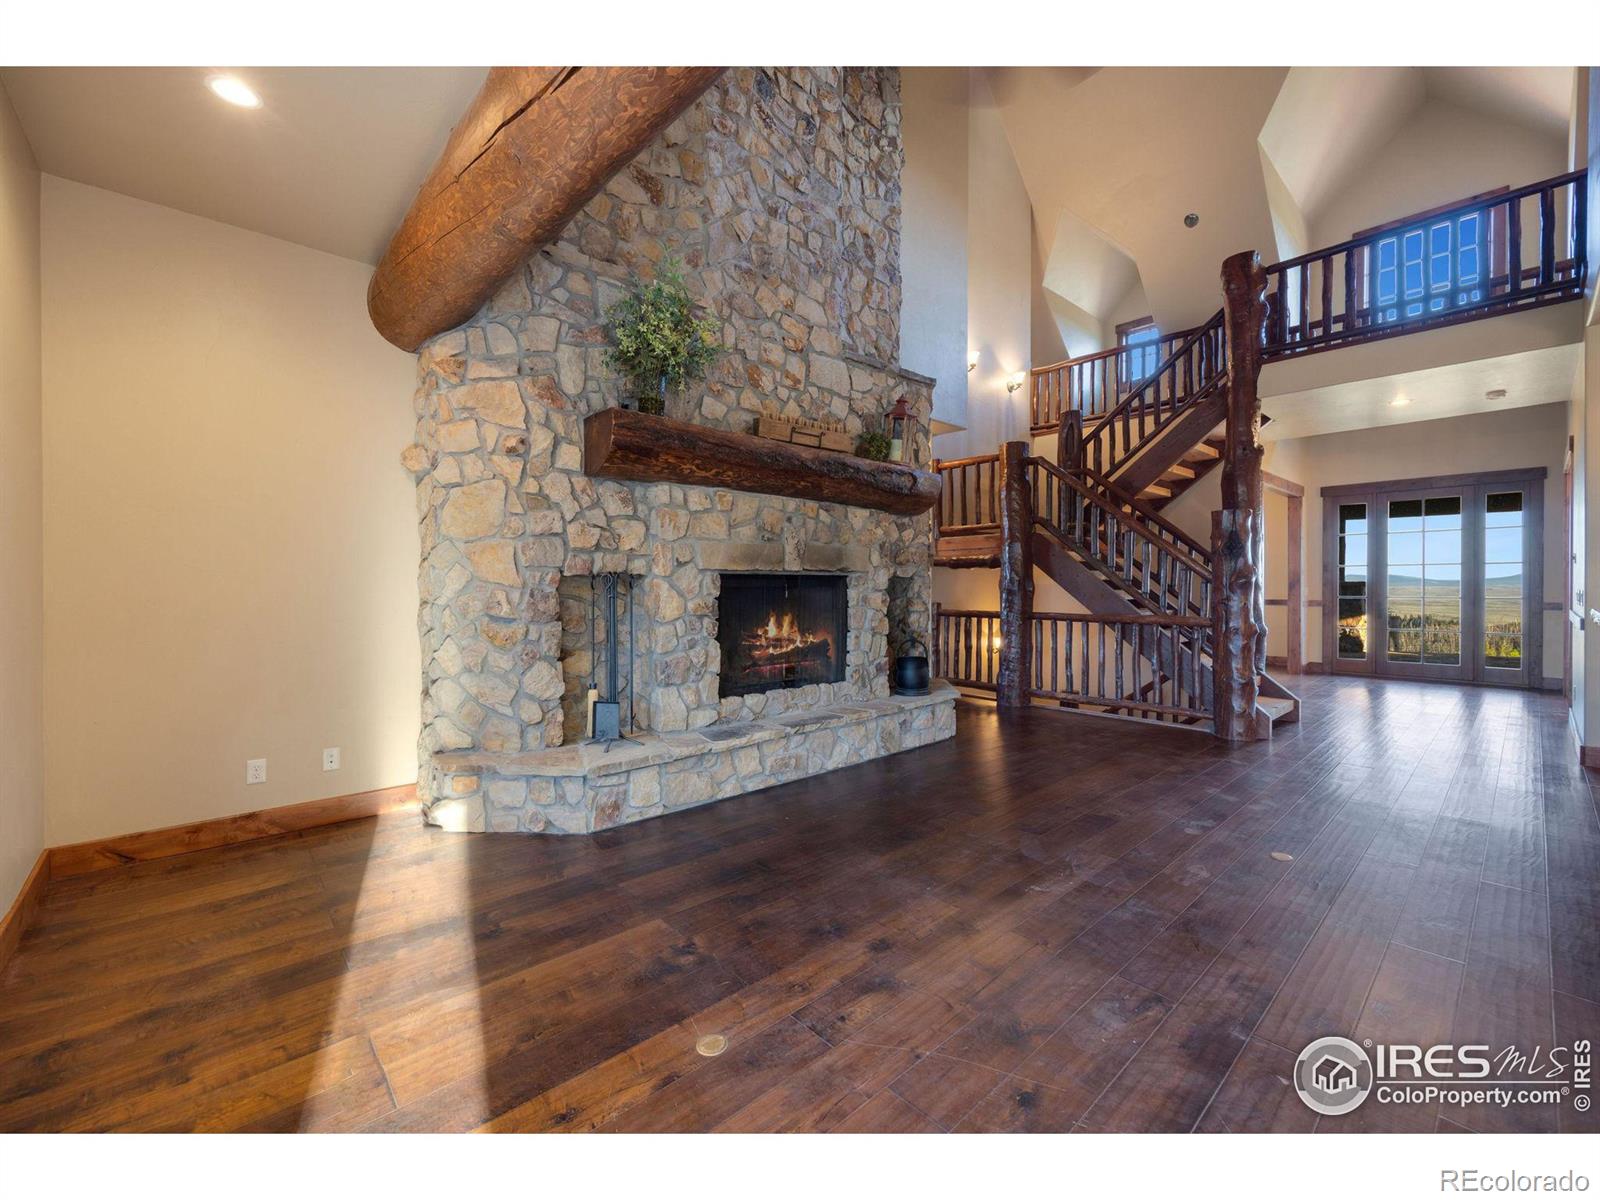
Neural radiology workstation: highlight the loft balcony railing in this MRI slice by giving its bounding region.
[1263,170,1585,357]
[1028,170,1589,432]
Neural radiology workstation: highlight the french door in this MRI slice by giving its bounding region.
[1323,469,1544,688]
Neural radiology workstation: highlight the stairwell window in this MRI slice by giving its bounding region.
[1356,187,1505,326]
[1116,316,1161,392]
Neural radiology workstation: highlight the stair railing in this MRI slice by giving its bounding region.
[931,604,1002,692]
[932,452,1001,537]
[1262,169,1586,358]
[1028,611,1211,723]
[1029,456,1212,623]
[1079,465,1213,570]
[1078,310,1227,482]
[1029,326,1196,432]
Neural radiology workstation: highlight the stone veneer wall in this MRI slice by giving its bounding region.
[401,67,942,824]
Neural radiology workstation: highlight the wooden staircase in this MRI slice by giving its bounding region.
[933,258,1296,740]
[940,169,1592,740]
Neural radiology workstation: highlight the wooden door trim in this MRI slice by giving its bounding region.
[1323,489,1377,675]
[1321,469,1545,690]
[1321,467,1546,498]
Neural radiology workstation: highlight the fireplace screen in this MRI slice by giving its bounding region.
[717,574,847,697]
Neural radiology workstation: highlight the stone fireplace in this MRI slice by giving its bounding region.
[400,68,957,835]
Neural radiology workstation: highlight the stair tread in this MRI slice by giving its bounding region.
[1258,696,1295,721]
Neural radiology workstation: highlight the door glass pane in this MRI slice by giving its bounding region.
[1338,599,1367,657]
[1387,569,1422,661]
[1387,495,1462,666]
[1388,499,1423,531]
[1423,564,1462,664]
[1388,531,1423,565]
[1423,496,1462,524]
[1484,492,1524,671]
[1337,503,1369,659]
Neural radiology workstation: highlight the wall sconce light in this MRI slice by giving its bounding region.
[967,350,979,373]
[1005,372,1026,394]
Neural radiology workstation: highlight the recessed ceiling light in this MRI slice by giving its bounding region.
[1389,398,1412,407]
[1485,388,1507,400]
[1184,213,1200,228]
[208,76,261,109]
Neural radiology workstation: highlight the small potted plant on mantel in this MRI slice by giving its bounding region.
[602,256,720,415]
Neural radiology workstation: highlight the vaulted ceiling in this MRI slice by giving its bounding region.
[986,67,1288,332]
[993,65,1577,336]
[0,67,487,264]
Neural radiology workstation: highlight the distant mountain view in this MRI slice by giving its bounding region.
[1376,573,1523,667]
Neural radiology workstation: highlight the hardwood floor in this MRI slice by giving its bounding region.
[2,674,1596,1133]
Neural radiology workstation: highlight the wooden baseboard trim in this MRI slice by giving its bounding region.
[0,851,50,977]
[47,783,418,880]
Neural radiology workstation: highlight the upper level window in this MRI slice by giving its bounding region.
[1116,316,1161,389]
[1356,187,1507,325]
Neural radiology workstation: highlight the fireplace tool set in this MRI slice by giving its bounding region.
[585,572,634,748]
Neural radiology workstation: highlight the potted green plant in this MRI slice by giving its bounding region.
[856,430,891,461]
[603,256,721,415]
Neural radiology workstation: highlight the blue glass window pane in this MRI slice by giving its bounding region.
[1458,213,1481,284]
[1429,223,1452,292]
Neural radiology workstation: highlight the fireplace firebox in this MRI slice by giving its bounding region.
[717,574,848,698]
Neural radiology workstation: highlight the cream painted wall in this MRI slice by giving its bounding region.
[1106,279,1154,334]
[41,177,420,845]
[1581,330,1600,743]
[1310,99,1567,247]
[960,71,1032,460]
[900,67,970,442]
[1165,405,1568,681]
[1030,216,1068,368]
[0,82,44,913]
[1568,352,1585,737]
[902,66,1034,457]
[1259,145,1310,264]
[1042,291,1104,361]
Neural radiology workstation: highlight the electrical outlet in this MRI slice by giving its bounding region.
[322,747,341,772]
[246,758,267,785]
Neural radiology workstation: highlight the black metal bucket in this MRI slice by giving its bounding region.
[893,636,930,696]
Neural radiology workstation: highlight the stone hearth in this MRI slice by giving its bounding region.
[400,68,955,833]
[429,683,957,834]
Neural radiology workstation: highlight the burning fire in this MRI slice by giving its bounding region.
[762,611,798,643]
[742,614,832,672]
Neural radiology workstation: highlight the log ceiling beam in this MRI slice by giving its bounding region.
[367,66,726,352]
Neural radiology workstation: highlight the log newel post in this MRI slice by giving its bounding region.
[996,441,1034,709]
[1213,250,1272,741]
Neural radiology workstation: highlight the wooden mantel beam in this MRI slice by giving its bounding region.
[367,66,726,352]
